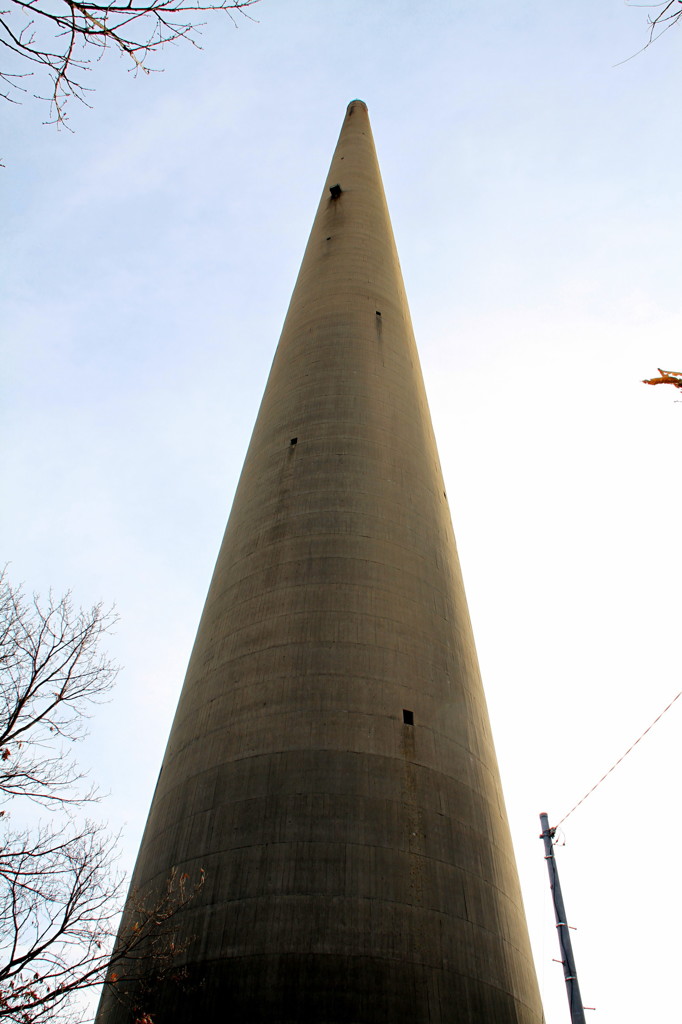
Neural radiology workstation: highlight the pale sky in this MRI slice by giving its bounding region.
[2,2,681,1021]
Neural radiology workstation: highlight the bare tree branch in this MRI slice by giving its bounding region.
[0,571,117,807]
[0,827,203,1023]
[0,570,203,1022]
[619,0,682,62]
[0,0,260,123]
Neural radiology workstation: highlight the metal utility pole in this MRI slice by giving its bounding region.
[539,813,587,1024]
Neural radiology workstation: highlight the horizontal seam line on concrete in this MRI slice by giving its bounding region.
[133,872,529,952]
[165,728,491,780]
[214,552,457,604]
[177,949,538,1000]
[195,615,467,664]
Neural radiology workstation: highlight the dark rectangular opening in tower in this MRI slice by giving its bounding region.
[403,709,414,725]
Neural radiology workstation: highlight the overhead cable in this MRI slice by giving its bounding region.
[557,688,681,827]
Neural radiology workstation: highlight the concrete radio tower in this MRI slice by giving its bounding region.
[97,100,544,1024]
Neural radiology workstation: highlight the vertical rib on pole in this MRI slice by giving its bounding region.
[539,813,587,1024]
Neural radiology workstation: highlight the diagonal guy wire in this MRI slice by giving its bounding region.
[558,688,682,827]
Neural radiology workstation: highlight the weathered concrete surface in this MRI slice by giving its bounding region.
[97,101,544,1024]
